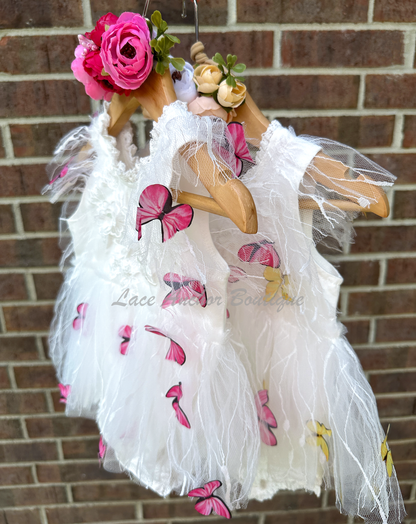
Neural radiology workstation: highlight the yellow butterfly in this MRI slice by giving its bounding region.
[306,419,332,461]
[263,267,292,302]
[381,424,394,477]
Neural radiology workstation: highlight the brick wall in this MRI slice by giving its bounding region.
[0,0,415,523]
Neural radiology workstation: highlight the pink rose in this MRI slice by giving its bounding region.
[100,12,153,90]
[85,13,118,47]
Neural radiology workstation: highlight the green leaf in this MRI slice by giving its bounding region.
[226,75,237,88]
[160,20,168,33]
[213,52,226,67]
[237,76,245,82]
[146,18,153,34]
[151,10,162,29]
[165,33,180,44]
[101,67,109,77]
[150,38,157,48]
[170,57,185,71]
[155,60,166,75]
[232,63,246,73]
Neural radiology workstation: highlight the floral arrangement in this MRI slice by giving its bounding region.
[72,11,185,101]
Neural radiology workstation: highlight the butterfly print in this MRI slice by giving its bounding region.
[263,267,292,302]
[118,325,132,355]
[136,184,194,242]
[98,436,106,466]
[73,303,88,330]
[238,240,280,268]
[226,309,230,319]
[49,163,69,185]
[166,383,191,429]
[58,383,71,404]
[227,122,254,177]
[255,390,278,446]
[228,265,247,283]
[162,273,207,309]
[144,325,186,365]
[381,424,394,477]
[306,420,332,461]
[188,480,231,519]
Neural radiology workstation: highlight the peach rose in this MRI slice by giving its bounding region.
[217,79,246,108]
[193,64,223,94]
[188,97,228,121]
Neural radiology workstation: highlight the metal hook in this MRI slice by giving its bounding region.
[143,0,151,17]
[194,0,199,42]
[181,0,187,18]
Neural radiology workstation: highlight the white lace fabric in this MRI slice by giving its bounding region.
[43,101,405,523]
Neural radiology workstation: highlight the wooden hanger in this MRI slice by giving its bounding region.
[190,41,390,218]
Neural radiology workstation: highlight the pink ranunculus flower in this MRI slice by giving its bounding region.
[100,12,153,91]
[85,12,118,47]
[71,44,113,101]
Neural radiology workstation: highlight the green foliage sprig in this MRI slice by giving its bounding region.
[147,11,185,75]
[212,52,246,87]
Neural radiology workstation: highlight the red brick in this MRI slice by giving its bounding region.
[365,75,416,109]
[0,367,11,389]
[14,364,56,389]
[278,116,394,149]
[0,81,90,118]
[61,438,98,459]
[0,466,33,486]
[0,205,15,234]
[0,0,83,29]
[336,260,380,286]
[0,419,23,440]
[376,396,416,418]
[174,32,274,69]
[367,154,416,185]
[390,440,416,462]
[0,274,27,301]
[403,116,416,148]
[0,509,42,524]
[0,485,67,508]
[10,123,87,158]
[370,371,416,394]
[0,238,61,268]
[0,337,38,361]
[244,491,321,512]
[386,258,416,284]
[356,346,416,371]
[376,317,416,342]
[394,191,416,219]
[0,441,58,462]
[3,305,54,332]
[0,35,78,75]
[72,482,159,502]
[394,462,416,480]
[404,501,416,519]
[264,508,349,524]
[26,416,98,438]
[51,390,66,413]
[92,0,228,26]
[237,0,368,23]
[19,203,61,232]
[246,76,359,110]
[282,31,403,68]
[45,504,135,524]
[0,133,4,158]
[374,0,416,21]
[33,272,63,300]
[0,165,49,197]
[37,462,125,483]
[0,391,47,414]
[342,320,370,344]
[351,226,416,253]
[348,289,416,316]
[143,500,197,519]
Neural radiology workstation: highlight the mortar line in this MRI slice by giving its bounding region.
[1,123,14,159]
[227,0,237,26]
[273,28,282,69]
[82,0,93,27]
[11,202,25,235]
[392,113,405,149]
[378,259,387,286]
[357,73,366,110]
[368,318,376,344]
[24,271,38,301]
[367,0,375,23]
[403,28,416,69]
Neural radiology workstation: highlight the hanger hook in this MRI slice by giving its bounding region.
[194,0,199,42]
[143,0,151,17]
[181,0,187,18]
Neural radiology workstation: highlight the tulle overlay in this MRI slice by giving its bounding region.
[43,101,405,522]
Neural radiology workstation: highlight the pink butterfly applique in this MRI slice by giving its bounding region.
[255,389,278,446]
[227,122,254,177]
[238,240,280,268]
[144,325,186,365]
[136,184,194,242]
[98,436,106,466]
[118,325,132,355]
[166,383,190,429]
[226,309,230,319]
[58,383,71,404]
[228,265,247,283]
[188,480,231,519]
[72,303,88,330]
[49,163,69,185]
[162,273,207,309]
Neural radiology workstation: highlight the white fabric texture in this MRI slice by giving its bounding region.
[43,100,405,523]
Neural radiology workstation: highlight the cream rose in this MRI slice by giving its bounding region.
[188,96,228,121]
[193,64,223,94]
[217,79,246,108]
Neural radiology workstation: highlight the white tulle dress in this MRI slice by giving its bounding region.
[44,100,406,523]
